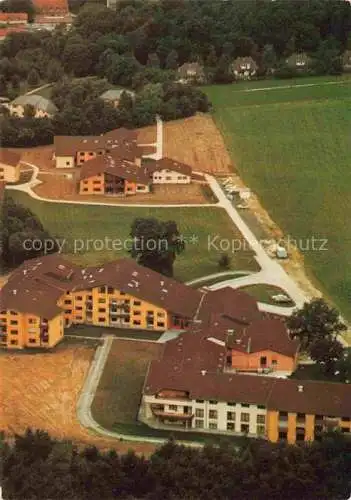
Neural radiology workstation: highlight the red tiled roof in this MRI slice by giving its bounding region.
[32,0,69,15]
[79,152,150,184]
[0,27,26,38]
[147,157,192,177]
[0,13,28,22]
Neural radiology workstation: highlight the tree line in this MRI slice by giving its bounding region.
[1,0,350,146]
[1,428,351,499]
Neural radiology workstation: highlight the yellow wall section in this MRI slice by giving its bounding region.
[287,413,297,444]
[305,414,315,441]
[266,410,279,442]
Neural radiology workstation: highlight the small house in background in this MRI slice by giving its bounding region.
[0,149,21,183]
[286,52,311,70]
[177,62,205,84]
[230,57,258,80]
[100,89,135,108]
[342,50,351,71]
[9,95,58,118]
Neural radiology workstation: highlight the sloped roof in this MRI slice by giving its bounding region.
[79,153,151,185]
[100,89,135,101]
[11,95,58,114]
[0,13,28,22]
[0,148,21,167]
[146,157,192,176]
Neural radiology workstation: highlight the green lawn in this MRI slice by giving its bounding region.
[7,192,259,281]
[239,284,295,307]
[204,77,351,320]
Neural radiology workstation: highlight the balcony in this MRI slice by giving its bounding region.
[151,404,194,420]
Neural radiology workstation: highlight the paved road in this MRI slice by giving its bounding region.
[76,335,202,447]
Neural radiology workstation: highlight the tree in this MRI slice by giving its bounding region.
[129,218,185,277]
[147,52,160,68]
[287,298,346,349]
[165,49,178,70]
[261,44,277,74]
[106,54,140,86]
[311,37,343,75]
[218,253,231,270]
[46,60,63,83]
[309,337,344,374]
[27,68,40,86]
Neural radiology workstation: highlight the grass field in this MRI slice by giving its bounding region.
[239,284,294,307]
[7,192,259,281]
[204,76,351,320]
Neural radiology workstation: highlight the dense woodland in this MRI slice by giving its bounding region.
[1,429,351,499]
[0,0,350,146]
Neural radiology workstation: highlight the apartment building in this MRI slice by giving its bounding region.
[79,153,151,195]
[0,149,21,183]
[0,255,203,349]
[140,330,351,443]
[53,129,140,168]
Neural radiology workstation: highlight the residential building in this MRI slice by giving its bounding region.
[79,153,151,195]
[140,330,351,443]
[53,128,140,168]
[0,255,286,350]
[0,149,21,183]
[177,62,205,84]
[100,89,135,108]
[147,157,192,184]
[230,57,258,80]
[228,318,299,374]
[286,52,311,70]
[8,95,58,118]
[0,26,27,41]
[0,13,28,25]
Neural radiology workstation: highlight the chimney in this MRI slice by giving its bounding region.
[297,385,304,392]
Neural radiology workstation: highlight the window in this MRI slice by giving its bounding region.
[257,405,266,410]
[209,410,217,419]
[28,318,36,324]
[107,287,114,294]
[241,413,250,423]
[157,322,165,328]
[257,425,265,435]
[279,411,288,418]
[120,291,125,296]
[195,419,204,429]
[93,188,101,192]
[157,312,165,317]
[257,415,265,424]
[227,412,235,421]
[75,316,82,320]
[66,161,70,166]
[29,339,37,344]
[133,320,141,325]
[64,300,71,305]
[10,330,18,335]
[169,405,177,412]
[98,317,105,322]
[195,409,204,418]
[166,176,171,180]
[10,340,18,345]
[10,320,18,325]
[272,359,277,366]
[76,306,83,311]
[134,310,141,316]
[99,287,105,293]
[98,299,106,304]
[241,424,249,433]
[279,431,287,440]
[98,308,106,313]
[134,300,141,306]
[209,400,217,405]
[195,399,204,404]
[241,403,249,408]
[76,296,83,301]
[227,422,235,431]
[260,356,267,367]
[297,413,305,419]
[64,310,72,314]
[209,422,217,430]
[342,417,350,422]
[227,402,236,407]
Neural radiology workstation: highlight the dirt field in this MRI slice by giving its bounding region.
[92,339,163,430]
[0,342,157,455]
[33,176,210,204]
[162,114,233,174]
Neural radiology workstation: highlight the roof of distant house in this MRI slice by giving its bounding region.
[54,128,139,157]
[100,89,135,101]
[0,13,28,22]
[79,153,151,185]
[0,27,26,38]
[32,0,69,15]
[0,148,21,167]
[286,52,311,65]
[11,95,58,114]
[231,56,258,70]
[177,62,205,77]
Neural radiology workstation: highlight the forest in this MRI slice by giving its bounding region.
[1,428,351,499]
